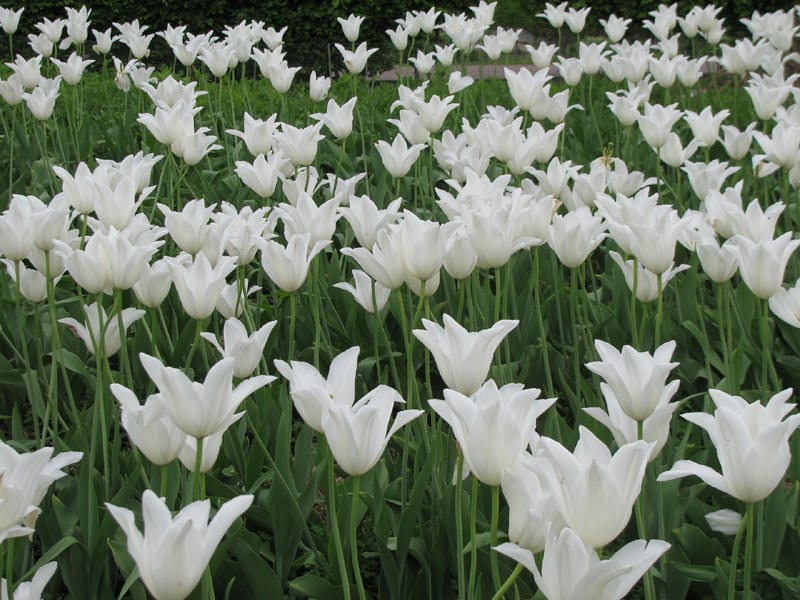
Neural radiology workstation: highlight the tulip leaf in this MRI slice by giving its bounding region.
[669,561,719,583]
[289,573,344,600]
[18,535,78,581]
[764,568,800,594]
[396,447,434,569]
[231,538,285,598]
[461,532,493,554]
[761,490,788,569]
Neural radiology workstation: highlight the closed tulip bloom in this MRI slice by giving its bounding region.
[0,7,23,35]
[22,77,60,120]
[658,388,800,502]
[533,427,654,548]
[705,509,742,536]
[339,196,402,249]
[310,97,357,140]
[375,134,426,178]
[260,233,329,293]
[413,314,517,396]
[110,385,186,465]
[338,14,365,42]
[0,196,36,261]
[341,228,408,290]
[200,317,277,379]
[684,106,729,148]
[501,452,564,552]
[140,353,273,439]
[583,386,679,462]
[159,198,216,255]
[637,102,682,150]
[547,206,607,268]
[226,112,278,157]
[106,491,253,600]
[133,258,172,308]
[323,385,421,476]
[495,528,670,600]
[729,232,800,299]
[234,151,290,199]
[274,122,324,167]
[586,340,679,422]
[309,71,331,102]
[430,380,555,486]
[274,346,360,432]
[165,253,237,319]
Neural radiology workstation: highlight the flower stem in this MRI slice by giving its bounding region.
[455,452,466,600]
[326,441,352,600]
[490,563,524,600]
[350,476,366,600]
[468,476,479,600]
[490,485,501,591]
[635,420,656,600]
[743,502,755,600]
[728,506,746,600]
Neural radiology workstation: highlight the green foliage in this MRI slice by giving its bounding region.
[5,0,473,74]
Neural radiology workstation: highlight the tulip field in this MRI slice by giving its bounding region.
[3,1,800,598]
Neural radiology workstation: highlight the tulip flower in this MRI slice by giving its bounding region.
[274,346,360,433]
[413,314,517,396]
[59,302,145,357]
[260,233,329,293]
[107,491,253,600]
[225,112,278,157]
[111,385,187,466]
[166,253,237,320]
[335,41,378,74]
[334,269,391,313]
[495,528,670,600]
[586,340,680,422]
[234,151,290,199]
[532,427,653,548]
[0,441,82,544]
[728,232,800,299]
[2,561,57,600]
[338,14,365,42]
[429,380,555,486]
[705,509,742,536]
[375,134,426,178]
[139,353,274,439]
[309,71,331,102]
[200,317,277,379]
[658,388,800,502]
[323,384,422,476]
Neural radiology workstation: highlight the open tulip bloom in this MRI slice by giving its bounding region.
[413,314,518,396]
[495,527,670,600]
[107,491,253,600]
[657,388,800,503]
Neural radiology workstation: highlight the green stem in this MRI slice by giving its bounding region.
[350,475,366,600]
[455,452,466,600]
[326,442,352,600]
[532,249,554,396]
[727,507,746,600]
[13,261,40,443]
[490,563,524,600]
[468,476,479,600]
[655,273,663,346]
[631,257,640,347]
[184,318,205,371]
[490,485,501,591]
[193,436,205,501]
[635,420,656,600]
[743,502,755,600]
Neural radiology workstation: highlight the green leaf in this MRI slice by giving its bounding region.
[289,574,344,600]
